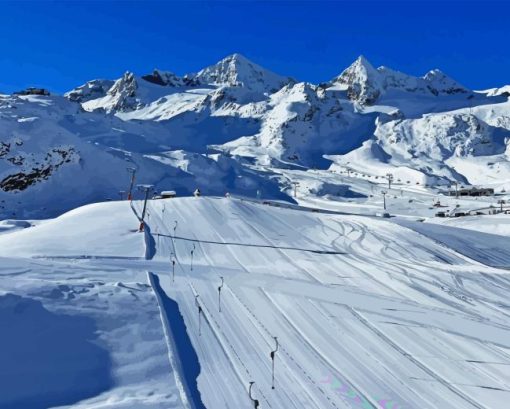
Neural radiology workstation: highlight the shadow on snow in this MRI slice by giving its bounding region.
[0,293,113,409]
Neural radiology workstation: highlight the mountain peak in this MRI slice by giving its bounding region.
[338,55,379,80]
[222,53,250,63]
[355,55,375,69]
[331,55,381,104]
[108,71,137,97]
[192,53,293,93]
[423,69,468,95]
[331,57,469,104]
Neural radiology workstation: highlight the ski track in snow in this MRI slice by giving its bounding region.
[135,197,510,409]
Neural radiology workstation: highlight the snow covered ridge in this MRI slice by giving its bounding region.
[73,53,295,113]
[484,85,510,97]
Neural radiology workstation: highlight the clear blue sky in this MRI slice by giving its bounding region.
[0,1,508,94]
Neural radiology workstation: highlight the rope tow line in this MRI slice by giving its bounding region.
[153,232,346,255]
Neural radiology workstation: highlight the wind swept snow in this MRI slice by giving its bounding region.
[0,201,181,409]
[0,201,143,258]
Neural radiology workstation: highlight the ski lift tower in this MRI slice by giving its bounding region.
[292,182,300,198]
[386,173,394,190]
[452,181,459,199]
[126,167,137,201]
[137,184,154,232]
[498,199,506,213]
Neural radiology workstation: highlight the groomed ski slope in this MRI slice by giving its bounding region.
[1,197,510,408]
[135,196,510,409]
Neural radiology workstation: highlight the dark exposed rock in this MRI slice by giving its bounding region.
[7,155,24,166]
[141,70,183,87]
[0,147,77,192]
[0,142,11,158]
[0,166,52,191]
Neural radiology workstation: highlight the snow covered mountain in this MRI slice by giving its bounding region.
[0,91,283,218]
[330,55,469,105]
[328,107,510,185]
[216,82,377,167]
[192,53,294,93]
[1,53,510,218]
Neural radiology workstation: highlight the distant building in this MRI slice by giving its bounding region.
[447,187,494,197]
[451,211,467,217]
[153,190,177,199]
[160,190,176,198]
[14,87,50,96]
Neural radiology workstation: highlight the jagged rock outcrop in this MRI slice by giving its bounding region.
[65,79,115,103]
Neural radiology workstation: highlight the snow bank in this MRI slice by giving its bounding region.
[0,201,142,258]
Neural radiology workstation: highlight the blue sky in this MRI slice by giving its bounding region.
[0,0,508,94]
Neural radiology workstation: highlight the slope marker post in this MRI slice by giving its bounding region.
[270,336,279,389]
[195,295,202,336]
[190,243,195,271]
[249,382,260,408]
[218,276,224,312]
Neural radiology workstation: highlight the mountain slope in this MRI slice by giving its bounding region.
[328,98,510,186]
[0,93,284,218]
[1,54,510,218]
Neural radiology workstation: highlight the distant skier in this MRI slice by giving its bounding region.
[194,188,201,197]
